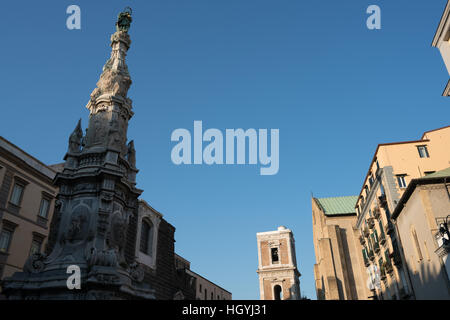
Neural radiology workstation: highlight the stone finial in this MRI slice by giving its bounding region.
[68,119,83,153]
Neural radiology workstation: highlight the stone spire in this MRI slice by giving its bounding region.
[2,9,154,300]
[83,11,134,156]
[68,119,83,153]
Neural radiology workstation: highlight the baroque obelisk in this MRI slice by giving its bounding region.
[2,8,155,300]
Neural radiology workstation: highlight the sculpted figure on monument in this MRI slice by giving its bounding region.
[127,140,136,167]
[23,253,46,274]
[116,7,132,32]
[65,207,89,244]
[108,211,129,267]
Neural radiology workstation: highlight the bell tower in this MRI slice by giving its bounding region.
[3,8,155,300]
[256,226,301,300]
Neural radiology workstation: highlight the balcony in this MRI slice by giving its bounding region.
[378,194,387,209]
[374,242,380,254]
[364,256,370,267]
[368,250,375,261]
[368,218,375,229]
[390,249,403,266]
[373,207,381,219]
[363,227,370,238]
[385,260,394,274]
[380,263,387,281]
[379,231,386,245]
[385,221,395,235]
[359,235,366,245]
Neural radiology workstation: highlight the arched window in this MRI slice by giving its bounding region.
[140,219,154,256]
[274,285,282,300]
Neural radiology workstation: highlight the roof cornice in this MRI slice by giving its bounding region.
[432,0,450,47]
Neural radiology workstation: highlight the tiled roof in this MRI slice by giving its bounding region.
[315,196,358,216]
[423,167,450,179]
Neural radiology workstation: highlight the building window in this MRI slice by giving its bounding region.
[271,247,279,263]
[30,239,42,255]
[204,289,207,300]
[0,229,13,253]
[211,292,214,300]
[39,198,50,219]
[396,175,407,188]
[0,221,17,253]
[140,219,154,256]
[199,284,202,292]
[369,174,374,187]
[10,183,24,206]
[417,145,429,158]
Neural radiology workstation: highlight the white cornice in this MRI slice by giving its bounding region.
[432,1,450,47]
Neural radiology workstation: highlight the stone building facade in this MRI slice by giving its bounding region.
[353,126,450,300]
[0,137,58,283]
[432,0,450,96]
[185,266,232,300]
[134,201,196,300]
[256,226,301,300]
[391,168,450,300]
[312,196,369,300]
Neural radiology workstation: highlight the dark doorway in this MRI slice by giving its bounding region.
[274,285,282,300]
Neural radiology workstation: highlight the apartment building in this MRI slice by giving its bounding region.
[354,126,450,300]
[0,137,58,282]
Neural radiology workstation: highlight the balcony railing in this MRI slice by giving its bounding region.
[368,218,375,229]
[364,256,370,267]
[363,227,370,238]
[385,260,394,274]
[390,249,402,266]
[385,221,395,235]
[373,207,381,219]
[359,235,366,245]
[374,242,380,254]
[368,250,375,261]
[380,263,387,280]
[379,231,386,245]
[378,194,387,209]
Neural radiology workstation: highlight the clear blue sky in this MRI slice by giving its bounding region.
[1,1,449,299]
